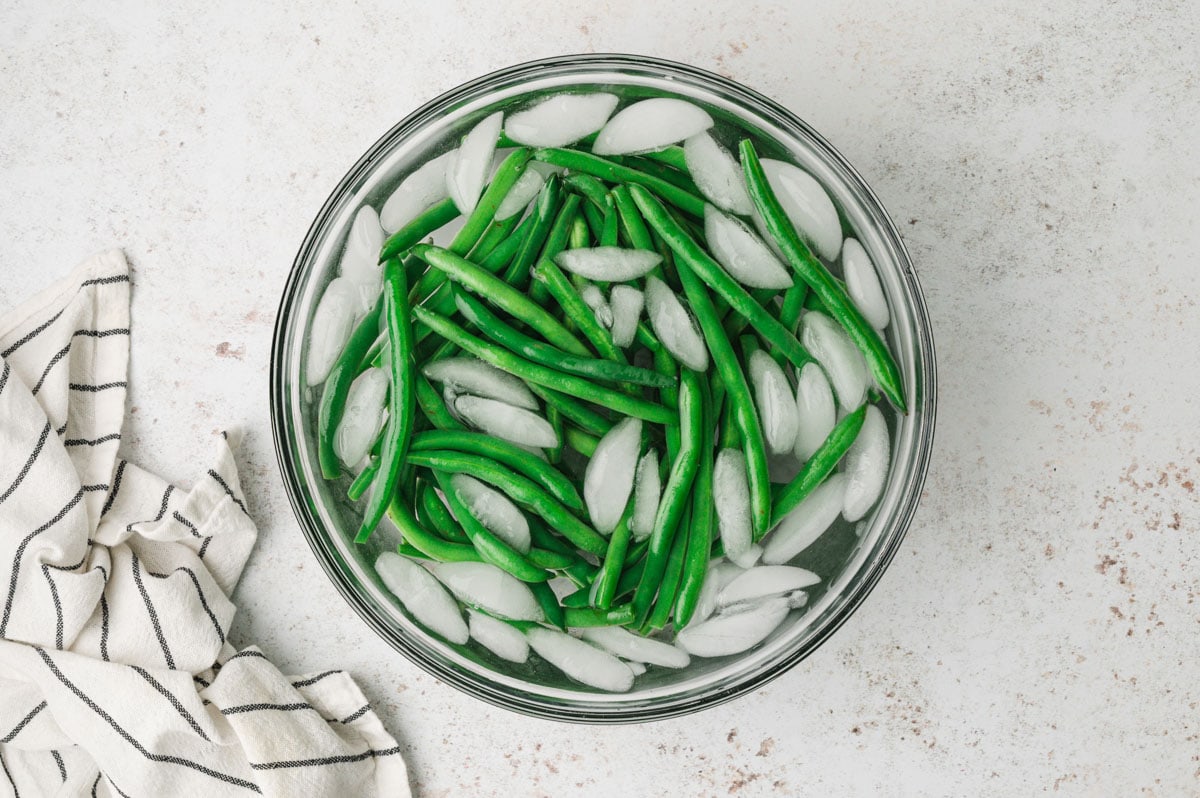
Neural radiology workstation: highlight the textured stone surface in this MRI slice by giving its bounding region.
[2,1,1197,795]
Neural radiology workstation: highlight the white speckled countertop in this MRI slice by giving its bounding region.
[2,1,1197,795]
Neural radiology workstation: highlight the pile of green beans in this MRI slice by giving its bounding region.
[312,111,907,663]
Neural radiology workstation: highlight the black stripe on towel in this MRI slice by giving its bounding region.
[172,510,201,538]
[51,750,66,782]
[250,745,403,771]
[79,274,130,287]
[1,306,65,358]
[34,647,262,792]
[0,361,9,395]
[0,488,84,637]
[69,381,128,392]
[207,469,248,516]
[339,704,371,724]
[0,421,51,504]
[0,701,47,743]
[198,535,213,560]
[99,593,111,661]
[30,342,72,395]
[153,484,174,522]
[146,565,225,645]
[64,433,121,447]
[220,702,312,715]
[73,327,130,339]
[131,665,211,743]
[130,551,175,669]
[100,460,126,516]
[291,670,340,689]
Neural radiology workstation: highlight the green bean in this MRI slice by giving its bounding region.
[599,198,619,247]
[630,185,815,372]
[674,384,715,626]
[740,140,906,410]
[611,184,655,252]
[412,306,678,425]
[560,588,592,609]
[430,470,549,583]
[632,369,704,625]
[347,458,379,502]
[576,199,604,242]
[619,154,701,196]
[479,212,536,272]
[644,505,691,631]
[409,429,584,512]
[528,515,582,562]
[664,231,772,538]
[526,547,575,570]
[779,280,808,333]
[564,426,599,457]
[563,604,635,628]
[418,482,469,543]
[531,193,582,305]
[639,145,688,172]
[562,562,597,589]
[466,213,521,264]
[317,294,383,479]
[408,449,609,556]
[355,259,416,544]
[592,511,633,610]
[530,581,565,630]
[500,174,563,288]
[527,384,614,437]
[455,290,674,388]
[414,374,465,431]
[532,147,707,217]
[446,148,532,258]
[615,551,647,600]
[379,196,459,262]
[412,243,592,358]
[385,492,483,563]
[562,173,611,210]
[530,258,624,362]
[770,404,867,527]
[545,404,565,463]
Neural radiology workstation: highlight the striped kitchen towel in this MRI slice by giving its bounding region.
[0,250,410,797]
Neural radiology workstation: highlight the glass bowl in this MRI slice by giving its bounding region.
[270,54,936,723]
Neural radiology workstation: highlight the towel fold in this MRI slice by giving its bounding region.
[0,250,410,797]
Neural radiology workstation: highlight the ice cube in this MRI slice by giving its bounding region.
[584,417,642,534]
[644,276,709,372]
[592,98,714,156]
[684,132,754,216]
[375,553,468,644]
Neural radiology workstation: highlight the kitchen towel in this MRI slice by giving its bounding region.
[0,250,410,797]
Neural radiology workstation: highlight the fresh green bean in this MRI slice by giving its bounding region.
[414,374,465,431]
[644,505,691,631]
[409,429,584,512]
[418,482,469,543]
[664,231,772,538]
[630,185,815,372]
[527,384,614,437]
[412,243,592,358]
[347,458,379,502]
[530,258,624,362]
[355,259,416,544]
[408,449,610,556]
[545,404,565,463]
[770,404,867,527]
[454,290,674,388]
[562,604,635,628]
[562,173,610,210]
[740,140,906,410]
[600,197,619,247]
[501,174,563,288]
[385,492,483,563]
[412,306,678,425]
[564,426,599,457]
[674,384,715,626]
[530,581,565,629]
[379,196,459,262]
[317,294,383,479]
[570,212,593,249]
[445,148,533,260]
[620,154,701,196]
[532,147,707,217]
[479,212,536,272]
[531,193,582,305]
[632,369,704,625]
[611,184,655,252]
[560,587,592,609]
[467,213,520,264]
[639,145,689,172]
[430,470,550,582]
[526,547,576,570]
[592,511,633,610]
[779,280,808,333]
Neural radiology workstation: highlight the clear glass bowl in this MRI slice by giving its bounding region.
[270,54,936,723]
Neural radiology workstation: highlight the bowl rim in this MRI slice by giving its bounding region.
[269,52,937,723]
